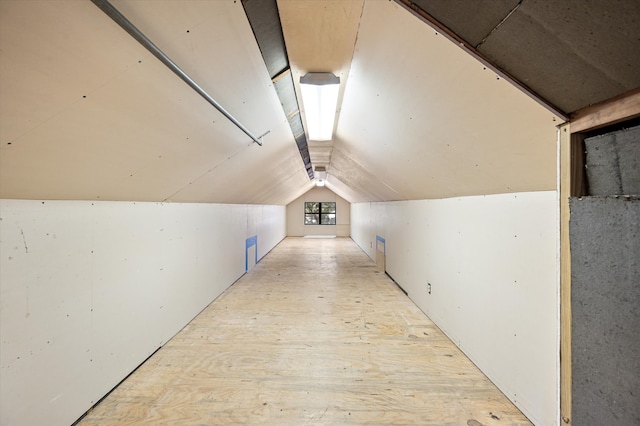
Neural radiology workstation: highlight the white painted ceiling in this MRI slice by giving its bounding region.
[2,0,631,205]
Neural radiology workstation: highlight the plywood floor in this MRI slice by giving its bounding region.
[78,237,531,425]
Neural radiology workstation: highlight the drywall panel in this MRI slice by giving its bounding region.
[350,191,559,426]
[247,204,287,260]
[570,196,640,426]
[351,201,390,259]
[286,187,350,237]
[0,199,285,426]
[336,0,560,201]
[0,0,309,205]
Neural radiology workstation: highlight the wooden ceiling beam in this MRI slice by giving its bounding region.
[569,88,640,133]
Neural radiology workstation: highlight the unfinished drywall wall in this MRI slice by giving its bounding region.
[570,196,640,425]
[0,199,285,426]
[351,191,559,426]
[286,186,350,237]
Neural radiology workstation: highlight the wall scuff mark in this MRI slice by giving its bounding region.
[20,228,28,253]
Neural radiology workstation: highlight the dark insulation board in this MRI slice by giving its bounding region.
[241,0,288,79]
[585,124,640,196]
[570,196,640,426]
[410,0,520,46]
[476,0,640,113]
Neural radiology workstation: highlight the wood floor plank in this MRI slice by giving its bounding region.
[78,237,531,425]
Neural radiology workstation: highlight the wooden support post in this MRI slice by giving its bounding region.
[559,122,572,425]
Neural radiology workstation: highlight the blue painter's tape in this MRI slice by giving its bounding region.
[376,235,386,255]
[246,235,257,248]
[245,235,258,272]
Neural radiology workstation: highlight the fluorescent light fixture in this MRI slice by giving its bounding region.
[300,73,340,141]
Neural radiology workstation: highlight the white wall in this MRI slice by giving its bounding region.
[351,191,559,426]
[286,186,350,237]
[0,199,285,426]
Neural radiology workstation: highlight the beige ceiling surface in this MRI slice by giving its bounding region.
[278,0,363,177]
[2,0,567,205]
[330,0,561,202]
[0,0,309,204]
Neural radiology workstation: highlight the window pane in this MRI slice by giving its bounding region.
[321,213,336,225]
[304,202,336,225]
[305,202,319,213]
[305,214,319,225]
[320,202,336,213]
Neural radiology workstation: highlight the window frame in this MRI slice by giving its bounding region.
[304,201,336,225]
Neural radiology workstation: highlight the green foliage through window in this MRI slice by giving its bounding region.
[304,202,336,225]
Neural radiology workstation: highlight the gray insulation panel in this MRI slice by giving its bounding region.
[273,71,298,118]
[570,196,640,426]
[585,125,640,196]
[241,0,288,78]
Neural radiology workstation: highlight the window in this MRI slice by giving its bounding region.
[305,202,336,225]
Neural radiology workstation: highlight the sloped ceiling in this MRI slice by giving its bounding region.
[0,0,313,205]
[279,0,561,202]
[407,0,640,113]
[1,0,638,205]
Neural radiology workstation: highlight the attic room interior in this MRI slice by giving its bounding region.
[0,0,638,425]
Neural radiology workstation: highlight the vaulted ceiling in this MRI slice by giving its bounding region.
[1,0,638,205]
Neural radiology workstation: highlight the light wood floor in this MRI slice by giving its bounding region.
[78,237,531,425]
